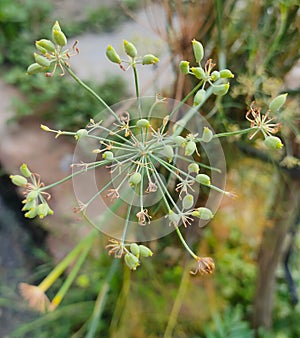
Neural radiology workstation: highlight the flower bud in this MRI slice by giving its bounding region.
[193,89,206,106]
[53,29,67,47]
[25,208,38,219]
[130,243,140,257]
[163,145,174,162]
[75,129,88,140]
[212,83,230,96]
[188,163,199,174]
[105,45,121,64]
[102,151,114,161]
[37,203,49,219]
[191,67,206,80]
[123,40,137,58]
[20,164,32,178]
[136,119,150,128]
[264,135,284,150]
[34,53,51,68]
[41,124,51,131]
[210,70,220,81]
[192,207,213,220]
[26,63,46,75]
[76,129,88,140]
[124,253,140,270]
[182,194,194,210]
[52,20,62,33]
[129,172,142,186]
[22,200,37,211]
[10,175,27,187]
[179,61,190,74]
[192,39,204,63]
[195,173,211,185]
[201,127,213,143]
[142,54,159,65]
[269,93,287,113]
[36,39,56,53]
[185,141,197,156]
[26,190,39,202]
[139,245,153,257]
[220,69,234,78]
[168,210,180,226]
[174,135,186,147]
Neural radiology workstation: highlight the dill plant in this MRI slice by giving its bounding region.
[10,21,285,323]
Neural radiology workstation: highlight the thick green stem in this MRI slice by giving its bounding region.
[51,236,94,308]
[39,229,98,291]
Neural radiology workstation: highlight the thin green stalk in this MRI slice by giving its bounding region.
[121,189,136,243]
[86,259,119,338]
[175,227,198,260]
[65,67,120,122]
[40,161,107,191]
[211,127,257,139]
[169,80,203,119]
[132,64,142,118]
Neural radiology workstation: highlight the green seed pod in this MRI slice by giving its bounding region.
[168,210,180,226]
[130,243,140,257]
[210,70,220,81]
[25,208,38,219]
[26,63,46,75]
[35,44,47,54]
[179,60,190,74]
[191,67,206,80]
[19,163,32,178]
[10,175,27,187]
[269,93,287,113]
[182,194,194,210]
[142,54,159,65]
[201,127,213,143]
[105,45,121,64]
[102,151,114,161]
[34,53,50,67]
[188,162,199,174]
[129,172,142,186]
[36,39,56,53]
[193,89,206,106]
[139,245,153,257]
[37,203,50,219]
[192,39,204,63]
[174,135,186,147]
[124,253,140,270]
[192,207,214,220]
[195,173,211,185]
[22,199,37,211]
[136,118,150,128]
[185,141,197,156]
[53,29,67,47]
[52,20,62,33]
[220,69,234,79]
[212,83,230,96]
[264,135,284,150]
[75,129,88,140]
[123,40,137,58]
[163,145,174,162]
[26,190,39,202]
